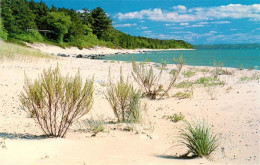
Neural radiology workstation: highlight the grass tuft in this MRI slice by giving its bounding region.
[173,90,193,99]
[163,113,185,122]
[195,77,224,87]
[180,120,219,157]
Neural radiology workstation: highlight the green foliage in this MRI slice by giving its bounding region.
[182,69,196,78]
[163,112,185,122]
[14,31,43,42]
[46,12,72,43]
[91,7,112,39]
[174,81,193,88]
[1,0,37,36]
[180,120,219,157]
[173,90,193,99]
[195,77,225,87]
[20,65,94,137]
[132,56,183,99]
[0,19,8,40]
[106,67,142,123]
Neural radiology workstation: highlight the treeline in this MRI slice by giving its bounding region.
[0,0,192,49]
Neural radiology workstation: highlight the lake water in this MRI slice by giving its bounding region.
[103,49,260,70]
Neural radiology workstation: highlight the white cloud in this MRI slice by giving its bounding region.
[117,4,260,22]
[172,5,187,13]
[180,23,189,26]
[165,23,176,26]
[210,31,217,33]
[189,24,204,27]
[137,26,148,29]
[211,21,231,24]
[113,23,137,27]
[170,31,193,34]
[143,30,152,33]
[198,22,209,25]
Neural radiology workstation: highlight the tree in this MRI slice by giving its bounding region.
[0,19,8,40]
[46,12,72,43]
[90,7,112,39]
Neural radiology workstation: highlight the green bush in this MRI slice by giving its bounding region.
[20,65,94,137]
[106,67,142,123]
[180,120,219,157]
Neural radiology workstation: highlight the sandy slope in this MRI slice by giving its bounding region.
[0,56,259,164]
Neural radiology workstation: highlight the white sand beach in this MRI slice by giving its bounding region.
[0,43,259,164]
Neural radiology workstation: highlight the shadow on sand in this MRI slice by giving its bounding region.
[155,154,197,160]
[0,132,50,140]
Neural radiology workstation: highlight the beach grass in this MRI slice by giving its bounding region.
[180,120,219,157]
[0,41,53,61]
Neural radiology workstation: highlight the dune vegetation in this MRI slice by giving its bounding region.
[0,41,53,61]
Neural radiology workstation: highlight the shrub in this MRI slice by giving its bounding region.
[163,112,185,122]
[132,56,183,99]
[20,65,94,137]
[106,67,142,123]
[179,120,219,157]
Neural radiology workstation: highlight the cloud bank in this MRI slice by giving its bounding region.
[117,4,260,22]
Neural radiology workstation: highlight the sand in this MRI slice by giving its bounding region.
[26,42,194,56]
[0,45,259,165]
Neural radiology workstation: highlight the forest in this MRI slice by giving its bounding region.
[0,0,192,49]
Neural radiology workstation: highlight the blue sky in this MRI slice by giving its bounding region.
[36,0,260,44]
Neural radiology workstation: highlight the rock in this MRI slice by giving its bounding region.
[76,54,83,58]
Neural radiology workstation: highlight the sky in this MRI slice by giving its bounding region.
[36,0,260,45]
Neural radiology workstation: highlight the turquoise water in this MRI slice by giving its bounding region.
[103,49,260,70]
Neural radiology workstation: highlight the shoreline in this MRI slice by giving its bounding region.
[26,42,259,71]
